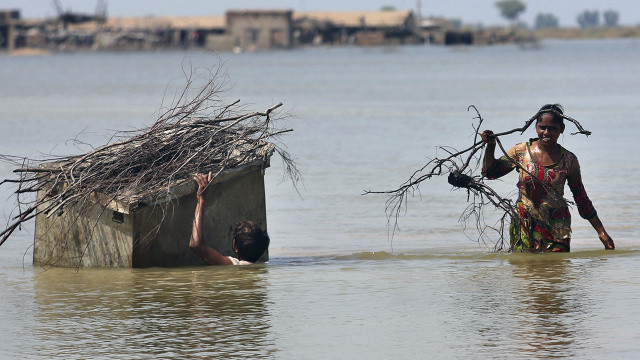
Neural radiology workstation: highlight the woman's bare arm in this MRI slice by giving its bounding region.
[588,215,615,250]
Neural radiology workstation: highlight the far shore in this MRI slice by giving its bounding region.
[2,7,638,54]
[531,25,640,39]
[2,25,638,57]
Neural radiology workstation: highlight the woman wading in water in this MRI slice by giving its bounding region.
[481,104,615,252]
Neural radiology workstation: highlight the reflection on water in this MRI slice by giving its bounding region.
[1,40,640,358]
[32,266,274,359]
[509,255,578,358]
[9,248,640,359]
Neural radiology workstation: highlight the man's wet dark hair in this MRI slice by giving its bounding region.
[233,220,270,263]
[537,103,564,124]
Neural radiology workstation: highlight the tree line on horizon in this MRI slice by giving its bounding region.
[494,0,621,29]
[381,1,622,30]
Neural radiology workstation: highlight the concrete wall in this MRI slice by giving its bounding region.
[205,33,235,52]
[0,10,20,51]
[354,31,385,46]
[132,166,268,267]
[34,195,134,267]
[226,10,293,50]
[33,163,269,268]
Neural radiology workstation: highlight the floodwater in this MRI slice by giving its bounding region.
[1,39,639,359]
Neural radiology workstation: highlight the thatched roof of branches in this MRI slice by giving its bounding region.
[33,125,276,208]
[0,63,299,247]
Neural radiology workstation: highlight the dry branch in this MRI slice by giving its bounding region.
[0,62,300,255]
[365,105,591,251]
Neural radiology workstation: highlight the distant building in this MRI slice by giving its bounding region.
[74,15,226,49]
[3,8,466,52]
[418,17,450,44]
[0,9,20,51]
[228,9,293,50]
[294,10,419,46]
[205,9,293,52]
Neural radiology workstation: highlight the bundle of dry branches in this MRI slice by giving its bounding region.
[0,63,300,248]
[366,106,591,251]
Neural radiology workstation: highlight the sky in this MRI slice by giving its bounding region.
[3,0,640,27]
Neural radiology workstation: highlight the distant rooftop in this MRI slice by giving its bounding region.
[33,9,419,33]
[295,10,413,27]
[101,15,225,30]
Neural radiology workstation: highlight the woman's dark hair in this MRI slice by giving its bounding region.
[233,220,270,263]
[537,103,564,124]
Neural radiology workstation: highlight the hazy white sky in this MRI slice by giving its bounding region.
[4,0,640,27]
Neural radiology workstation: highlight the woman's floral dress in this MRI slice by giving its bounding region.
[484,139,597,252]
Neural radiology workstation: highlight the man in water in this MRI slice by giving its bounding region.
[189,172,270,265]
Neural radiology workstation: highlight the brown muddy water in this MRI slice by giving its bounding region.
[1,39,639,359]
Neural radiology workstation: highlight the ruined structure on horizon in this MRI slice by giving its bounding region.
[0,10,19,51]
[1,8,517,53]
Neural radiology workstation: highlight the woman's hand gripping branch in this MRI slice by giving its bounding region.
[480,130,496,174]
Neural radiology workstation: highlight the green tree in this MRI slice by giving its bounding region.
[535,13,559,29]
[577,10,599,28]
[495,0,526,23]
[380,5,396,11]
[603,10,619,27]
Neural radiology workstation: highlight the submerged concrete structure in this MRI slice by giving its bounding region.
[33,158,270,268]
